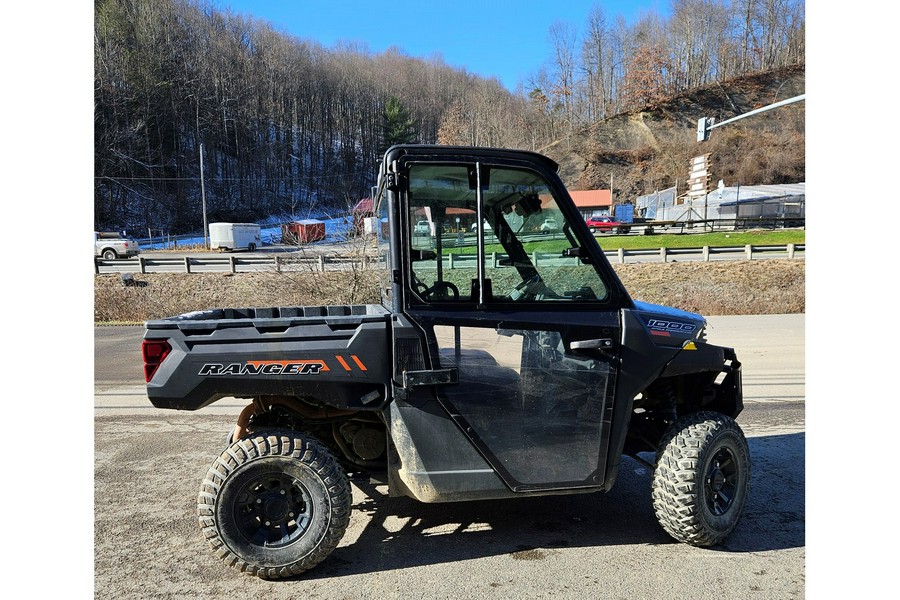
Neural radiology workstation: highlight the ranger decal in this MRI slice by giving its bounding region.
[199,360,329,376]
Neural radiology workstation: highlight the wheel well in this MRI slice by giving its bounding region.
[624,371,739,456]
[235,396,388,472]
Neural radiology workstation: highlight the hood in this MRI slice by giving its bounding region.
[631,300,706,341]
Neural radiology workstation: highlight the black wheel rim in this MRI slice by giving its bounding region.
[235,473,313,548]
[704,447,739,516]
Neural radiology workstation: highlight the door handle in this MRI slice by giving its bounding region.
[570,338,614,351]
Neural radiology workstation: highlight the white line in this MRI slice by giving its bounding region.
[407,469,495,476]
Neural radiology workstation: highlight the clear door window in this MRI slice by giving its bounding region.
[406,163,610,304]
[434,325,608,485]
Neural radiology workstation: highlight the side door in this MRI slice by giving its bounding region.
[398,156,627,492]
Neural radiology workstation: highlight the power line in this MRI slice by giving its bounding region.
[95,173,363,182]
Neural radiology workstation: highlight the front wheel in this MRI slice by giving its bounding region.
[197,430,352,579]
[651,412,750,546]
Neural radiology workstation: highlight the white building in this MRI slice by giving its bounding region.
[636,182,805,227]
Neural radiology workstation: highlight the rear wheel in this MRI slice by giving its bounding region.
[198,430,351,578]
[102,249,117,259]
[248,243,257,251]
[651,412,750,546]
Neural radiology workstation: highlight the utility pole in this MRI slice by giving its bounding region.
[609,173,614,213]
[200,143,208,249]
[698,94,805,141]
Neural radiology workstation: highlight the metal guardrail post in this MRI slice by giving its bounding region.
[491,252,497,268]
[94,258,100,274]
[617,248,625,264]
[229,256,236,273]
[660,247,667,263]
[787,243,795,259]
[745,244,753,260]
[275,256,281,273]
[703,246,710,262]
[448,253,455,269]
[184,256,191,273]
[318,255,325,272]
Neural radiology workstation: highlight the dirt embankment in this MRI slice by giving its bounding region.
[94,260,804,323]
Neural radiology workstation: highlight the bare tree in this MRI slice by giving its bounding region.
[580,5,613,122]
[547,21,579,127]
[94,0,804,234]
[669,0,731,88]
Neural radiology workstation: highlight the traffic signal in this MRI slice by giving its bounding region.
[697,117,715,142]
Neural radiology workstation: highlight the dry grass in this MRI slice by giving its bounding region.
[614,260,805,315]
[94,260,804,323]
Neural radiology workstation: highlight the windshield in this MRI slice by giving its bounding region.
[406,162,609,304]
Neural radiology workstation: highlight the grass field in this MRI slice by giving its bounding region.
[445,228,805,255]
[591,228,804,249]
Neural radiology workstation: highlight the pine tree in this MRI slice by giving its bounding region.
[380,96,417,155]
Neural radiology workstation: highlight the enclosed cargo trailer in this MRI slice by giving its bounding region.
[209,222,261,251]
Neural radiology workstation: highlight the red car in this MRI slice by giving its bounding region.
[585,216,630,234]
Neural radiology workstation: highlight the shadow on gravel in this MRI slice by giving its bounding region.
[94,418,804,593]
[299,431,805,580]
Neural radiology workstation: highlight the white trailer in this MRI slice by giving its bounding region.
[209,222,262,251]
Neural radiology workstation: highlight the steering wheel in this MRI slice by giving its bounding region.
[423,281,459,302]
[413,273,430,296]
[509,274,543,301]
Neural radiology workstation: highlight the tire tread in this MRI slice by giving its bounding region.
[651,411,749,547]
[197,430,351,579]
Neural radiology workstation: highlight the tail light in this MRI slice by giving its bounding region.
[142,339,171,382]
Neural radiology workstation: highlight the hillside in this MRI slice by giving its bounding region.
[543,65,806,201]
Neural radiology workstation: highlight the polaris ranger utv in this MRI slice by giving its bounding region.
[143,145,748,579]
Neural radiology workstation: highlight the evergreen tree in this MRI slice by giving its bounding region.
[380,96,418,156]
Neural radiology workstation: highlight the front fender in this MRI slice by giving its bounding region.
[661,342,743,417]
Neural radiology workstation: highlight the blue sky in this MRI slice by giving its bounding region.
[210,0,670,90]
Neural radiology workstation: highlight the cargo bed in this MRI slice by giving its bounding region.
[144,303,392,411]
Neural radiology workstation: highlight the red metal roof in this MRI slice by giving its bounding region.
[569,190,611,208]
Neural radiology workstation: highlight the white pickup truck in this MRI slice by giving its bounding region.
[94,231,140,259]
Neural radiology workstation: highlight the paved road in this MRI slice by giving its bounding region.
[94,314,804,599]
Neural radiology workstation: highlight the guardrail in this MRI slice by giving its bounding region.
[94,252,381,274]
[606,243,804,264]
[633,217,805,234]
[95,243,804,274]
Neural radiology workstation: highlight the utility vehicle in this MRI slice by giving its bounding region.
[143,145,748,579]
